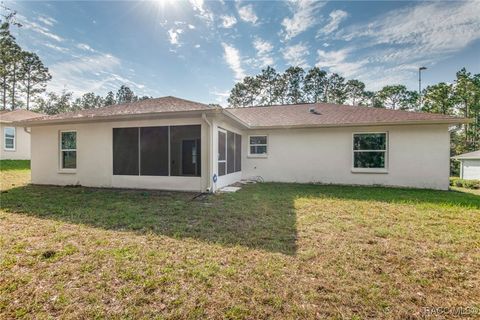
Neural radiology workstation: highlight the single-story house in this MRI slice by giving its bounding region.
[1,109,43,160]
[452,150,480,179]
[14,96,469,191]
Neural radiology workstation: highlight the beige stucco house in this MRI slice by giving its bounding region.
[14,96,469,191]
[452,150,480,180]
[1,109,42,160]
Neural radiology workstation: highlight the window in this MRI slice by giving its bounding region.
[60,131,77,170]
[234,133,241,172]
[4,127,15,150]
[249,135,267,156]
[353,133,387,169]
[113,125,201,177]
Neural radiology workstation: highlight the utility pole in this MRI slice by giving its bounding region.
[419,66,427,109]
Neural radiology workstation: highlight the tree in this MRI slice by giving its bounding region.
[34,90,73,115]
[284,66,305,104]
[345,79,365,106]
[20,52,51,110]
[377,85,417,110]
[256,66,279,106]
[325,73,347,104]
[103,91,116,106]
[303,67,327,103]
[72,92,104,110]
[421,83,455,115]
[116,85,136,104]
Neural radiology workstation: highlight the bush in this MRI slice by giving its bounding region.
[450,177,480,189]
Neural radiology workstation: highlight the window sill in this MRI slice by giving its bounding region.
[247,154,268,159]
[351,168,388,174]
[3,149,16,152]
[58,169,77,174]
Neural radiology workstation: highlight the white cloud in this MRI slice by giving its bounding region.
[238,5,258,25]
[43,43,69,53]
[195,44,201,48]
[76,43,96,52]
[37,16,57,27]
[282,43,309,68]
[210,88,230,106]
[189,0,214,22]
[253,37,274,68]
[220,15,237,28]
[168,28,183,46]
[281,0,325,40]
[315,48,366,77]
[222,43,245,81]
[18,14,64,42]
[188,24,195,29]
[319,10,348,36]
[340,1,480,57]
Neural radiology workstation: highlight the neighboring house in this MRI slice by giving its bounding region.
[14,96,469,191]
[0,109,43,160]
[452,150,480,179]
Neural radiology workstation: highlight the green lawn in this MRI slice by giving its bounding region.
[1,160,479,319]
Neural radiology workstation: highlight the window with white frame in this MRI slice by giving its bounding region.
[60,131,77,169]
[4,127,15,150]
[353,133,387,169]
[249,135,267,156]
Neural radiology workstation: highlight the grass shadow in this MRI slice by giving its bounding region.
[1,183,298,255]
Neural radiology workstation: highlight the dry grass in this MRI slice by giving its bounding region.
[1,161,479,319]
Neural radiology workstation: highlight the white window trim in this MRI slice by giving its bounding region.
[59,130,77,173]
[248,135,268,158]
[351,132,388,174]
[3,127,16,151]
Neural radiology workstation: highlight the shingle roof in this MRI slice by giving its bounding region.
[225,103,469,128]
[0,109,43,123]
[19,96,214,124]
[452,150,480,160]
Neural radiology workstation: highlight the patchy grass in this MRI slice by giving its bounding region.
[0,160,30,191]
[1,161,479,319]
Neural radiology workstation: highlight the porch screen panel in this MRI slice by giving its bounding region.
[113,128,139,175]
[227,131,235,174]
[140,126,169,176]
[218,131,226,176]
[234,134,241,172]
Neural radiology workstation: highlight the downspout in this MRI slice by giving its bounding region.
[23,127,31,134]
[202,113,213,193]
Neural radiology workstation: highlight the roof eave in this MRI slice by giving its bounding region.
[13,109,220,126]
[244,118,471,130]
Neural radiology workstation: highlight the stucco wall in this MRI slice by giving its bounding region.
[460,159,480,179]
[30,117,209,192]
[241,124,451,190]
[0,124,31,160]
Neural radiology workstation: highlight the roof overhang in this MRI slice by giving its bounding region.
[13,109,221,127]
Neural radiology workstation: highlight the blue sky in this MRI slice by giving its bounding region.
[6,0,480,105]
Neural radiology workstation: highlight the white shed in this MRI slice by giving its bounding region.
[453,150,480,180]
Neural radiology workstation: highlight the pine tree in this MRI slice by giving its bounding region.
[303,67,327,103]
[345,79,365,106]
[20,52,51,110]
[284,66,305,104]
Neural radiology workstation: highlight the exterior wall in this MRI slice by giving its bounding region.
[31,117,210,192]
[460,159,480,179]
[0,124,31,160]
[241,124,451,190]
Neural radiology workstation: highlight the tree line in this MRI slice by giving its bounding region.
[228,66,479,154]
[1,5,51,110]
